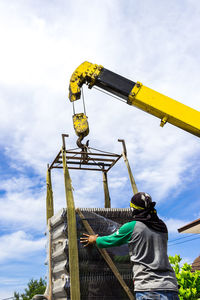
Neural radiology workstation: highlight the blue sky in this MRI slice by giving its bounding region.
[0,0,200,297]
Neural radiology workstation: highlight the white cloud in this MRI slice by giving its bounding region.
[0,0,199,200]
[0,0,200,296]
[0,0,199,215]
[165,218,189,233]
[0,175,46,231]
[0,231,45,263]
[109,176,128,189]
[0,277,25,298]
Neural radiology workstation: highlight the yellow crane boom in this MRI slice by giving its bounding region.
[69,61,200,138]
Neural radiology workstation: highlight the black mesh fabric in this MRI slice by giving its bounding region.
[64,209,134,299]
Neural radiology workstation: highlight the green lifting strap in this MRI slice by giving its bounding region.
[62,147,81,300]
[103,171,111,208]
[123,152,138,195]
[118,139,138,195]
[46,167,54,224]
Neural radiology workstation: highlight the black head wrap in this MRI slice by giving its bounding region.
[130,192,168,233]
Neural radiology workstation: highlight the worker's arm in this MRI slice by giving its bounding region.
[69,61,200,138]
[80,221,136,248]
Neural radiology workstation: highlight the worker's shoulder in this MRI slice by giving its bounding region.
[119,220,136,233]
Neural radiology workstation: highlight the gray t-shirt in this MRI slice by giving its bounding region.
[129,221,178,292]
[97,220,178,292]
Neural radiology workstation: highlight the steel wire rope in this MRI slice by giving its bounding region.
[72,101,75,115]
[56,149,80,167]
[57,151,80,168]
[71,87,87,115]
[93,86,127,104]
[66,147,79,151]
[89,147,120,156]
[67,152,81,159]
[81,87,87,115]
[85,147,104,170]
[86,147,104,170]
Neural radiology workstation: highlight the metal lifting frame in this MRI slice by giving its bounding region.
[45,134,138,300]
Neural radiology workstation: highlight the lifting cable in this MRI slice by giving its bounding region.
[72,87,87,115]
[82,87,87,115]
[93,86,127,104]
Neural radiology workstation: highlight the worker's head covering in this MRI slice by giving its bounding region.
[130,192,168,233]
[130,192,153,211]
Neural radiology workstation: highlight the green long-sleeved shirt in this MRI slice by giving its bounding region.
[96,219,178,292]
[96,221,136,248]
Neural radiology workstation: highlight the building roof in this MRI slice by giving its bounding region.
[178,218,200,234]
[192,256,200,272]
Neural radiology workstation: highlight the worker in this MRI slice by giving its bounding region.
[80,192,179,300]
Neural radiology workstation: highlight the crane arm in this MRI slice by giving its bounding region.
[69,61,200,138]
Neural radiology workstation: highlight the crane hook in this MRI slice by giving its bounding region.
[76,135,89,163]
[76,135,89,150]
[73,112,89,158]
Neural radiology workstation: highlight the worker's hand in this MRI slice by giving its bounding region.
[80,233,99,247]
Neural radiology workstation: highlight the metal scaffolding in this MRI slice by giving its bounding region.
[45,134,138,300]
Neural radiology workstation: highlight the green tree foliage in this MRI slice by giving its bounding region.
[169,254,200,300]
[14,278,46,300]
